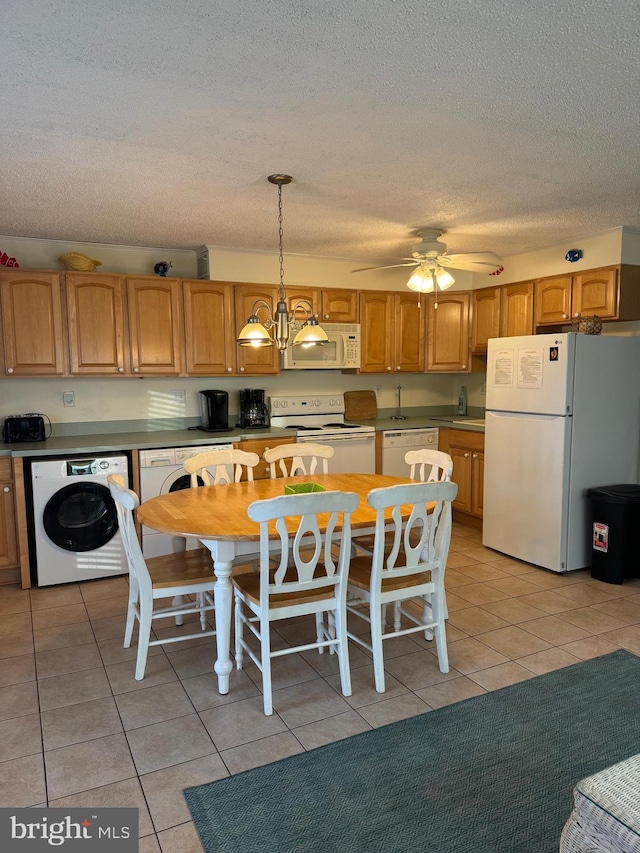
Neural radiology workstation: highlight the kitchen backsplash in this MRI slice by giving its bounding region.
[0,373,483,428]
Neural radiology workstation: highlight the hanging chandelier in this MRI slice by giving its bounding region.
[237,174,329,352]
[406,263,455,293]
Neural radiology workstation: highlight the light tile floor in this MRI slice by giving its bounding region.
[2,523,640,852]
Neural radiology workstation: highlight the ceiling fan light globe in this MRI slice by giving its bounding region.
[435,267,455,289]
[406,268,434,293]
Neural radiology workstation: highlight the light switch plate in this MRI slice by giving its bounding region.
[62,391,75,407]
[171,389,186,404]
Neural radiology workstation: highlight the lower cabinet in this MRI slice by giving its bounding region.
[439,429,484,524]
[0,459,20,584]
[236,437,295,480]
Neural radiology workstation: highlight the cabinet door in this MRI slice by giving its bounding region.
[572,268,618,319]
[450,447,473,513]
[471,451,484,517]
[236,437,295,480]
[393,293,424,372]
[283,288,321,323]
[535,276,572,325]
[183,280,235,375]
[321,289,358,322]
[234,284,280,375]
[426,292,471,372]
[65,274,127,375]
[499,282,534,337]
[472,287,500,353]
[359,291,394,373]
[0,460,18,570]
[127,278,184,375]
[0,271,65,376]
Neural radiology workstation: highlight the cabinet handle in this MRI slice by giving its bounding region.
[6,368,13,374]
[118,367,124,373]
[562,313,568,319]
[386,366,391,371]
[472,453,478,459]
[324,314,329,320]
[133,367,140,373]
[574,312,580,318]
[464,452,470,458]
[240,367,245,372]
[461,364,467,369]
[396,366,401,371]
[226,367,232,372]
[2,486,9,493]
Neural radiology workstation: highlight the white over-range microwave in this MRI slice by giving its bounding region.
[282,323,361,370]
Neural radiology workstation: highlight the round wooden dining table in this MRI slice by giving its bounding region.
[137,472,412,694]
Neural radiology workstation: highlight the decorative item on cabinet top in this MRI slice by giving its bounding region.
[0,250,19,267]
[58,252,102,271]
[571,315,602,335]
[153,260,173,277]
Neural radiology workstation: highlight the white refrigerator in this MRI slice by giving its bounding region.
[482,332,640,572]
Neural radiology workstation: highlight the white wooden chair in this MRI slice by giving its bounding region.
[107,474,216,681]
[183,448,260,486]
[233,489,359,715]
[263,442,334,478]
[346,480,458,693]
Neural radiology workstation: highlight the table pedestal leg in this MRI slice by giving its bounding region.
[202,539,235,694]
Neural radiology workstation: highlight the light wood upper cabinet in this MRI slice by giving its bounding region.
[359,291,394,373]
[0,271,66,376]
[471,287,500,354]
[65,274,127,375]
[534,276,573,325]
[394,292,424,372]
[127,277,184,375]
[320,289,358,322]
[183,280,235,375]
[499,281,534,337]
[283,287,320,322]
[426,292,471,372]
[234,283,280,375]
[0,459,18,573]
[358,291,422,373]
[572,267,618,319]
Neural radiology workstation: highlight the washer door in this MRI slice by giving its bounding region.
[165,473,204,493]
[43,482,118,552]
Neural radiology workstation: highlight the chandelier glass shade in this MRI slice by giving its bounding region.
[406,264,455,293]
[236,175,329,352]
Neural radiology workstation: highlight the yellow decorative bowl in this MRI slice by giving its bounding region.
[284,483,326,495]
[58,252,102,272]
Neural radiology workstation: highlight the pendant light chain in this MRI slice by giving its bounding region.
[277,180,286,302]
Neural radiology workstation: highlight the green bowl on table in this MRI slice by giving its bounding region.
[284,483,326,495]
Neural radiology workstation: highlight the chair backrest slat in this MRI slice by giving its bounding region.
[108,473,153,597]
[263,442,334,478]
[184,449,260,486]
[248,490,358,601]
[405,449,453,483]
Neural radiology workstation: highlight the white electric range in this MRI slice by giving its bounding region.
[268,394,376,474]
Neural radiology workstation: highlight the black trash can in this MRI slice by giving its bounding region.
[587,484,640,584]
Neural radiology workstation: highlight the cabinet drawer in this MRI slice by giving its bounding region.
[0,459,12,481]
[447,430,484,453]
[237,437,295,480]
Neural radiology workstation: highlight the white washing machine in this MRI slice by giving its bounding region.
[30,454,130,586]
[139,443,234,557]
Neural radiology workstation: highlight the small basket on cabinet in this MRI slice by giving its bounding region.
[571,315,602,335]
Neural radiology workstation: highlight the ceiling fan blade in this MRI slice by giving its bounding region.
[439,252,503,272]
[352,262,418,273]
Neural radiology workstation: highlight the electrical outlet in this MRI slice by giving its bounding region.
[374,385,382,397]
[171,389,186,404]
[62,391,75,407]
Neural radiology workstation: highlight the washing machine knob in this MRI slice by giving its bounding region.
[99,460,109,469]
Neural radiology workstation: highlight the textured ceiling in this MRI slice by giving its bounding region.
[1,0,639,263]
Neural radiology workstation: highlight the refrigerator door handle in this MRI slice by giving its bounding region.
[488,412,568,421]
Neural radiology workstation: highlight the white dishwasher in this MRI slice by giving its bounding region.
[381,428,439,477]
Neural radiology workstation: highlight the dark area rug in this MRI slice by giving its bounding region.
[184,650,640,853]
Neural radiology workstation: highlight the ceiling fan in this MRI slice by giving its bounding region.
[353,228,503,293]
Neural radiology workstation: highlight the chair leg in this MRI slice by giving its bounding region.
[334,605,352,698]
[260,615,273,716]
[393,601,401,631]
[172,595,185,626]
[431,593,449,674]
[134,601,153,681]
[234,593,244,670]
[123,579,138,649]
[370,601,386,693]
[315,612,325,654]
[196,592,207,630]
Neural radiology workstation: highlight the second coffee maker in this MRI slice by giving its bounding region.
[237,389,269,429]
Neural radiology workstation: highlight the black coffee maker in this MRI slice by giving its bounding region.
[238,389,269,429]
[198,390,231,432]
